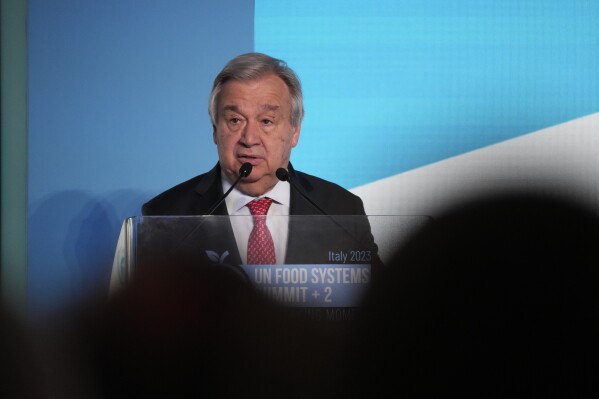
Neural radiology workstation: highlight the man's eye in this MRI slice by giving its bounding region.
[229,118,241,124]
[262,119,273,125]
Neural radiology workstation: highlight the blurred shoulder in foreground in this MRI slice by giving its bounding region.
[349,192,599,398]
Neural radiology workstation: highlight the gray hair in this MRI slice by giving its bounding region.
[208,53,304,128]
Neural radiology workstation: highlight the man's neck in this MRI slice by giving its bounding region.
[235,179,278,198]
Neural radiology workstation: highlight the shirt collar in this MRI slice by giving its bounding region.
[221,173,290,214]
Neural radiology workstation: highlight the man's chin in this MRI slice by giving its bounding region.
[237,178,277,197]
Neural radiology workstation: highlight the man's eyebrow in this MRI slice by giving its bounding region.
[261,104,280,112]
[223,105,240,113]
[222,104,280,112]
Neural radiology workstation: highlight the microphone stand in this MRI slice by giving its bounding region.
[206,162,253,215]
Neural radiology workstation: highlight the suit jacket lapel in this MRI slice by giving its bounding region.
[287,163,316,216]
[285,163,326,263]
[190,163,242,265]
[194,163,228,215]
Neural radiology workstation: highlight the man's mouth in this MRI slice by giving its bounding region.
[238,155,261,165]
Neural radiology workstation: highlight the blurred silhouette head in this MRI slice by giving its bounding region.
[351,192,599,398]
[80,258,345,398]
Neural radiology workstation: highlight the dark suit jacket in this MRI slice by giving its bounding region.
[140,163,379,271]
[142,163,367,217]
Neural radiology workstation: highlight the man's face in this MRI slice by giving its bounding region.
[213,73,300,196]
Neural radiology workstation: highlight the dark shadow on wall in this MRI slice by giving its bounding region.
[28,190,150,320]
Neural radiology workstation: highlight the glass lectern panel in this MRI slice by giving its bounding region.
[110,215,430,312]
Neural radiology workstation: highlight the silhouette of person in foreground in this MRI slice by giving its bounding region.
[347,192,599,398]
[44,191,599,398]
[72,259,352,399]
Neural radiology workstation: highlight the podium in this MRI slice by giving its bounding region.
[110,215,430,314]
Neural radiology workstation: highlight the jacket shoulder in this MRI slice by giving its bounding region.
[295,170,352,193]
[142,173,214,216]
[293,170,366,215]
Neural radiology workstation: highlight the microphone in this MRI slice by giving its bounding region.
[172,162,252,255]
[276,167,327,215]
[206,162,253,215]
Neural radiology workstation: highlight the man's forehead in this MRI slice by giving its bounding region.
[218,74,291,117]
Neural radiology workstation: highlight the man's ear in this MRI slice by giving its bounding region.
[212,126,217,144]
[291,124,301,147]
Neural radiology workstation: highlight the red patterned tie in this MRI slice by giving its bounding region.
[247,197,276,264]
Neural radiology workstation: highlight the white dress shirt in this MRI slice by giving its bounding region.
[222,177,290,264]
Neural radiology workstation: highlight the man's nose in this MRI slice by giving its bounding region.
[240,121,260,146]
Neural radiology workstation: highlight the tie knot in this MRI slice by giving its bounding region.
[247,197,273,216]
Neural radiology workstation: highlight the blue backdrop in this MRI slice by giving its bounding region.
[255,0,599,188]
[27,0,254,318]
[24,0,599,319]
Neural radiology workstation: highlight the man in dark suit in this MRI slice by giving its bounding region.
[141,53,378,271]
